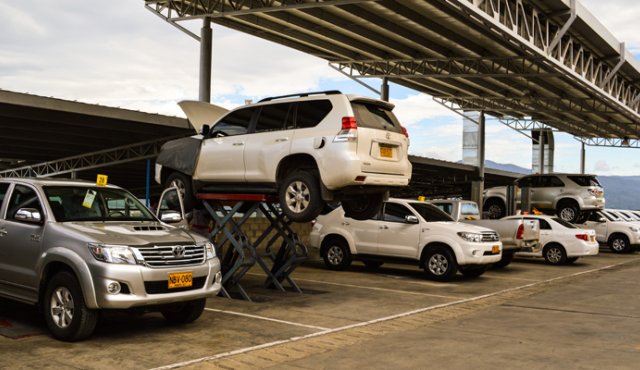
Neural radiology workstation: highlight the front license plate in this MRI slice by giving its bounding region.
[380,145,393,158]
[168,272,193,289]
[492,245,500,254]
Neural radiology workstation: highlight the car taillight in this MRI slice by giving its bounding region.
[334,116,358,142]
[575,234,589,241]
[516,224,524,240]
[401,126,408,138]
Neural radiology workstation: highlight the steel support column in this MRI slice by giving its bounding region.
[381,77,389,102]
[538,132,545,175]
[471,111,485,207]
[199,17,212,102]
[580,142,586,174]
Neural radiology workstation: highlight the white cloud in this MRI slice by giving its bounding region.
[390,94,459,126]
[581,0,640,52]
[594,160,611,172]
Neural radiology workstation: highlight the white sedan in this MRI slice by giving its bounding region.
[503,215,598,265]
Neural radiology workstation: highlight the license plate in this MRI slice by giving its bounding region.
[380,145,393,158]
[589,235,596,242]
[492,245,500,254]
[168,272,193,289]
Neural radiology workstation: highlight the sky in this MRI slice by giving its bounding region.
[1,0,639,176]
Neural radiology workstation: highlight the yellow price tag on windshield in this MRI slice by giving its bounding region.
[82,189,96,209]
[96,174,108,187]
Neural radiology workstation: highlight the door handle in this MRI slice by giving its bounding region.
[341,221,350,226]
[232,142,244,146]
[275,138,289,142]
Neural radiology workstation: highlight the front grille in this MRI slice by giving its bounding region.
[136,244,205,267]
[144,276,207,294]
[481,232,500,242]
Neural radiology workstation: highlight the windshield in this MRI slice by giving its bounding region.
[408,202,453,222]
[44,186,156,222]
[460,202,480,218]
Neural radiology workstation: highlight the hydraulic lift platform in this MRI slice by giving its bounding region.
[197,193,308,301]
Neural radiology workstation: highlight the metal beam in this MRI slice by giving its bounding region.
[575,136,640,148]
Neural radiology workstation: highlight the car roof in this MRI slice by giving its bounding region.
[0,177,121,189]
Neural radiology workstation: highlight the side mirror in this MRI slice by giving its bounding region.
[160,210,183,223]
[201,124,210,136]
[405,215,419,224]
[597,217,606,223]
[15,208,42,224]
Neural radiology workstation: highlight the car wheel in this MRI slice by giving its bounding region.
[279,171,324,223]
[565,257,579,264]
[165,172,197,212]
[321,238,352,271]
[608,234,631,253]
[556,201,580,223]
[161,298,207,324]
[362,259,384,269]
[342,193,384,221]
[492,251,514,269]
[423,246,458,282]
[483,199,505,219]
[44,271,98,342]
[459,265,486,279]
[543,244,567,265]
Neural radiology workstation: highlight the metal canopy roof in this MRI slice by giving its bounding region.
[146,0,640,140]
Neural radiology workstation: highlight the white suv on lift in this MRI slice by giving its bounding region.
[155,91,412,222]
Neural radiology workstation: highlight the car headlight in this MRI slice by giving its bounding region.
[457,232,483,243]
[629,226,640,233]
[88,243,139,265]
[201,241,216,260]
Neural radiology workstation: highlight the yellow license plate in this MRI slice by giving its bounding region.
[380,145,393,158]
[492,245,500,254]
[168,272,193,289]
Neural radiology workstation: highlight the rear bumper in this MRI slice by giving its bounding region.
[567,241,599,257]
[318,151,411,190]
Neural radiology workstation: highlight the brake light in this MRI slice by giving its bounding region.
[575,234,589,241]
[341,117,357,130]
[334,116,358,142]
[516,224,524,240]
[401,126,408,138]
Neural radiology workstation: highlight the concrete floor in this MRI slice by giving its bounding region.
[1,248,639,369]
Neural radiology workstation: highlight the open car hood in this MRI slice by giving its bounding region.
[178,100,229,133]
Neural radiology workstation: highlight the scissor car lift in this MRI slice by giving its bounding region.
[197,193,308,301]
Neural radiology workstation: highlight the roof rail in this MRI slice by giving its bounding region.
[258,90,342,103]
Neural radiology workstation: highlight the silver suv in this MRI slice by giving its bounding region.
[155,91,412,222]
[483,173,605,223]
[0,178,222,341]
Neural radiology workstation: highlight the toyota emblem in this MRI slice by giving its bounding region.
[385,132,391,140]
[172,245,186,258]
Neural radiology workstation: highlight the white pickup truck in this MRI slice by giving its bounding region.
[430,199,541,267]
[309,198,502,281]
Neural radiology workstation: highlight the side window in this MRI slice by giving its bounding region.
[295,100,332,129]
[547,176,564,187]
[382,203,414,223]
[538,219,551,230]
[433,203,452,216]
[255,103,293,132]
[7,185,43,221]
[516,177,532,187]
[0,183,9,212]
[210,107,257,137]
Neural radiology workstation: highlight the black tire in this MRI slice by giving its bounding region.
[342,193,384,221]
[279,171,324,223]
[565,257,579,264]
[362,259,384,269]
[483,198,505,219]
[161,298,207,324]
[608,234,631,253]
[556,200,580,223]
[493,251,514,269]
[543,243,567,265]
[459,265,486,279]
[321,237,352,271]
[422,246,458,282]
[43,271,98,342]
[165,172,197,212]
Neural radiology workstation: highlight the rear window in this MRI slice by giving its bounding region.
[460,202,480,217]
[295,100,332,129]
[568,175,601,187]
[351,102,403,133]
[551,217,577,229]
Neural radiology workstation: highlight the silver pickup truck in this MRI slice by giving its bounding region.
[430,199,541,267]
[0,178,222,341]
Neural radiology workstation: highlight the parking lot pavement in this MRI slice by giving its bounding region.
[1,249,638,370]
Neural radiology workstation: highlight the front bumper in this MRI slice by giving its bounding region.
[456,241,502,265]
[88,258,222,309]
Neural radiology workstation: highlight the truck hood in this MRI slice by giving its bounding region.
[178,100,229,133]
[431,221,496,234]
[60,221,203,246]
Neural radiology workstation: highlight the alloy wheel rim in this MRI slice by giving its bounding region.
[560,207,575,221]
[547,248,562,263]
[285,181,310,213]
[50,287,74,329]
[327,246,344,265]
[428,254,448,275]
[612,239,626,251]
[488,205,502,218]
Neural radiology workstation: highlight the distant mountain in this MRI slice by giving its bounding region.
[479,161,639,210]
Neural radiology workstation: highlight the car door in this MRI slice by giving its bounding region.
[0,184,46,300]
[343,208,381,255]
[533,217,553,246]
[243,102,295,182]
[194,107,257,182]
[584,211,608,242]
[377,202,421,258]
